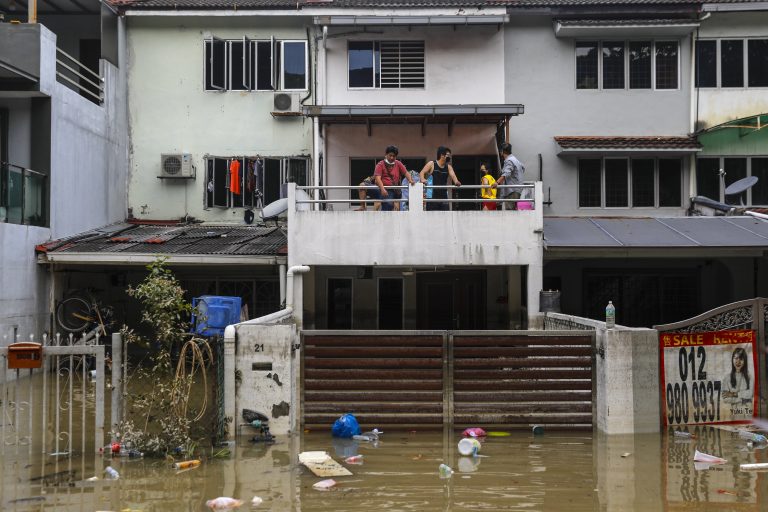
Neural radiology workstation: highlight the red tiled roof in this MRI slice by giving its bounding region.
[554,135,701,150]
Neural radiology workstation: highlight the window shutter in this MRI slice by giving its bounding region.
[380,41,424,88]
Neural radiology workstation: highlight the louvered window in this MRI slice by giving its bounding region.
[348,40,425,89]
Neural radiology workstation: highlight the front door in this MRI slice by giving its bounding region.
[417,271,485,329]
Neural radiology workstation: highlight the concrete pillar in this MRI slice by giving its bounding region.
[596,328,660,434]
[527,261,544,329]
[507,266,522,329]
[110,332,122,441]
[223,326,236,440]
[410,182,424,212]
[279,263,286,307]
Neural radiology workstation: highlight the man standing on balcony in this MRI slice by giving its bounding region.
[493,143,525,210]
[373,145,415,211]
[419,146,462,211]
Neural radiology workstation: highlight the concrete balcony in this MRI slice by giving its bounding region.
[287,182,544,267]
[0,23,42,91]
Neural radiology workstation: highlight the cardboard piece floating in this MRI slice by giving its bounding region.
[298,451,352,477]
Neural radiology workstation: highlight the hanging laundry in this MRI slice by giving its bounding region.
[246,160,256,194]
[229,159,241,195]
[254,159,264,194]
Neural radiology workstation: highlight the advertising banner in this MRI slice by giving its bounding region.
[660,330,758,426]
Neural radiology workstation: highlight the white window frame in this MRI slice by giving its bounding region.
[204,37,307,92]
[279,40,309,92]
[574,39,680,91]
[347,40,426,90]
[578,157,684,209]
[695,37,768,90]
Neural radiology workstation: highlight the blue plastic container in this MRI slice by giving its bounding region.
[192,296,242,337]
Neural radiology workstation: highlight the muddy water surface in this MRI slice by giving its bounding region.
[2,427,767,511]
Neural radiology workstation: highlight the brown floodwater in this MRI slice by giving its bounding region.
[2,426,767,511]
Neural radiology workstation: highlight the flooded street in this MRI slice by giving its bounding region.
[2,426,767,511]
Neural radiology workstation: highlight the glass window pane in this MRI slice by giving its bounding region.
[256,41,272,90]
[695,40,717,87]
[631,159,655,207]
[209,39,226,90]
[605,159,629,207]
[748,39,768,87]
[205,159,214,207]
[602,41,625,89]
[282,41,306,90]
[629,41,652,89]
[288,158,309,186]
[230,41,247,91]
[263,158,281,205]
[578,159,601,207]
[576,41,598,89]
[349,41,375,88]
[213,158,229,207]
[724,157,748,205]
[696,158,720,201]
[721,39,744,87]
[658,159,682,207]
[751,158,768,205]
[655,41,678,89]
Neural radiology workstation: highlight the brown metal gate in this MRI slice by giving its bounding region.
[301,330,595,430]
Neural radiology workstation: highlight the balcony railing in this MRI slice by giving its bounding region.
[55,47,103,105]
[0,162,48,227]
[295,183,537,211]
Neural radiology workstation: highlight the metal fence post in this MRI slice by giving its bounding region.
[111,332,122,439]
[224,325,236,440]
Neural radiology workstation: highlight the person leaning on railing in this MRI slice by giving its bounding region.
[492,142,525,210]
[371,145,415,212]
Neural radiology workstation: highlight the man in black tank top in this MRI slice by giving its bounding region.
[419,146,462,211]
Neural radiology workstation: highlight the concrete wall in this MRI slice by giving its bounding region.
[505,16,693,217]
[232,323,298,435]
[126,16,313,222]
[696,12,768,130]
[324,24,504,105]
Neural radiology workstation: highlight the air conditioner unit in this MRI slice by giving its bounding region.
[160,153,195,179]
[273,93,300,113]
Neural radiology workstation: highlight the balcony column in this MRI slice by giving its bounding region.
[28,0,37,23]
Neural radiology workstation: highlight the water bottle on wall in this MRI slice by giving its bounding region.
[605,301,616,329]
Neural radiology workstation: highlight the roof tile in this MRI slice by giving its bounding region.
[554,135,701,150]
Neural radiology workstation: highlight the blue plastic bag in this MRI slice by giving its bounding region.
[331,413,361,438]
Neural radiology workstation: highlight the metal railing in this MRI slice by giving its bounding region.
[295,182,537,210]
[55,47,104,104]
[1,161,48,227]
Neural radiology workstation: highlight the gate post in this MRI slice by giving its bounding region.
[111,332,122,440]
[443,332,453,428]
[224,325,236,440]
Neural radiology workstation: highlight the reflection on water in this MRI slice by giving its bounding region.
[1,425,767,511]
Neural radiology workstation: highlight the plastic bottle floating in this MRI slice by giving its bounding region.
[206,497,244,509]
[344,455,364,464]
[738,430,768,444]
[438,463,454,478]
[172,460,202,470]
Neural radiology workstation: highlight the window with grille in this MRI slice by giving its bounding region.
[578,157,682,208]
[695,156,768,206]
[348,40,425,89]
[576,40,678,91]
[205,156,309,209]
[695,38,768,88]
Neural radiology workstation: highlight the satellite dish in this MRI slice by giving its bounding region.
[261,198,288,220]
[725,176,758,206]
[260,189,314,220]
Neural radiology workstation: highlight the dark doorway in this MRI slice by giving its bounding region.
[417,270,486,329]
[327,278,353,329]
[450,155,497,210]
[79,39,101,100]
[378,277,403,329]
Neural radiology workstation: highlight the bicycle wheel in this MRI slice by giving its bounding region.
[56,297,92,333]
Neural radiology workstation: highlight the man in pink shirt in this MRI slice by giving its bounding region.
[372,145,415,211]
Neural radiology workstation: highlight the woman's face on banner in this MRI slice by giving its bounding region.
[733,351,745,371]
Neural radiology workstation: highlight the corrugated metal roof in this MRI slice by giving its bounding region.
[544,217,768,249]
[40,223,287,257]
[555,136,701,150]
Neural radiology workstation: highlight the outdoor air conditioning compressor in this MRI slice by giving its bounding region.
[159,153,195,179]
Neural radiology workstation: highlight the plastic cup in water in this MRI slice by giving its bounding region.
[457,438,481,456]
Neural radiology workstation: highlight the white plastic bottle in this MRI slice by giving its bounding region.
[104,466,120,480]
[605,301,616,329]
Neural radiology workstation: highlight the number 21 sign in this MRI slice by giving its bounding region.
[660,330,758,426]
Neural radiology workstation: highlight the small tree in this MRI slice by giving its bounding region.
[115,258,211,456]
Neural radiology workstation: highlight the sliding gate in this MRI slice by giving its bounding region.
[301,330,595,430]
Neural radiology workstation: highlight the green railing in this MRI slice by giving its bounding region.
[0,162,48,227]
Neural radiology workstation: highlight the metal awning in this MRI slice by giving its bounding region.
[544,216,768,257]
[554,136,701,156]
[553,18,700,38]
[314,15,509,26]
[302,104,523,128]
